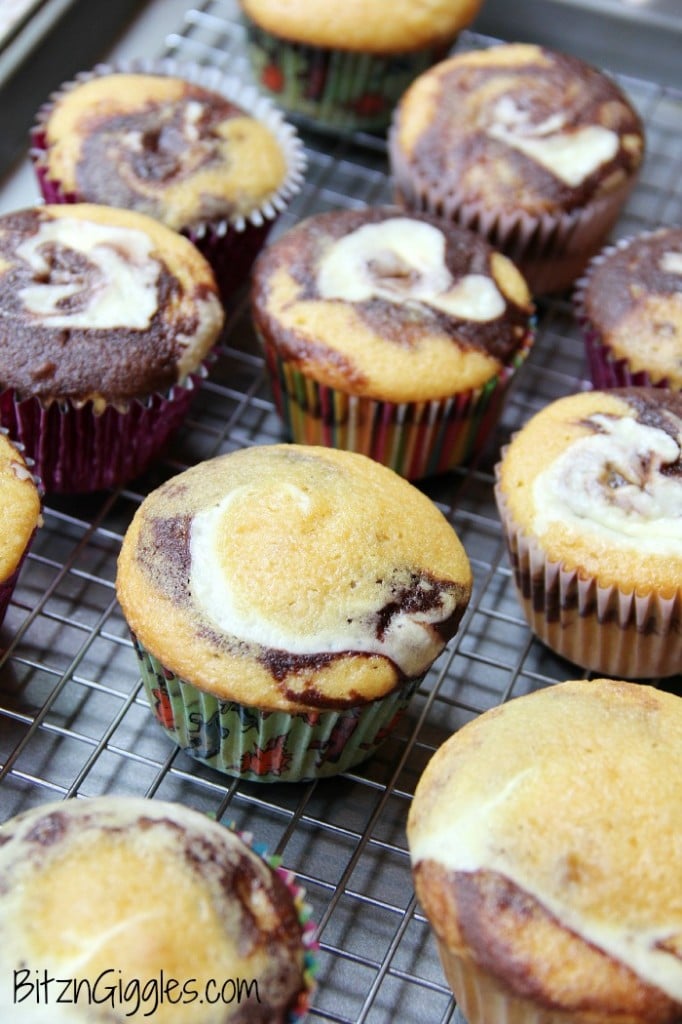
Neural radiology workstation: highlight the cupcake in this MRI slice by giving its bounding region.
[116,444,472,782]
[250,206,535,479]
[494,387,682,679]
[0,430,41,629]
[408,677,682,1024]
[0,203,224,494]
[388,43,645,294]
[0,796,316,1022]
[31,59,306,303]
[239,0,483,133]
[574,226,682,390]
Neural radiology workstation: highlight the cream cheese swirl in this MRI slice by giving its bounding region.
[531,413,682,555]
[17,217,160,329]
[189,476,459,678]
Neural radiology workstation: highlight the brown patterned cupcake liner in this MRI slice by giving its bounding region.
[30,57,307,304]
[494,469,682,679]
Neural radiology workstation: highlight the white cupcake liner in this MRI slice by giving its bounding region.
[439,946,581,1024]
[494,469,682,679]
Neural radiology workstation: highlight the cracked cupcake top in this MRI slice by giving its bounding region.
[116,444,472,711]
[0,204,224,408]
[251,207,533,402]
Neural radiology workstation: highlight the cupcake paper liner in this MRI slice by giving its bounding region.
[0,371,204,494]
[30,57,307,304]
[438,946,576,1024]
[494,472,682,679]
[260,330,534,479]
[574,234,679,391]
[244,20,450,133]
[388,126,638,295]
[133,633,422,783]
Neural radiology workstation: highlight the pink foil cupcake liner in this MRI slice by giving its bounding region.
[260,331,534,479]
[30,57,307,304]
[388,126,638,295]
[494,470,682,679]
[574,233,678,391]
[0,371,204,494]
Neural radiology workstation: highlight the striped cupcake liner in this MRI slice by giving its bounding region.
[261,332,534,479]
[133,634,422,783]
[30,57,307,304]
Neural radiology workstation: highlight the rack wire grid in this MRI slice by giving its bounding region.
[1,2,681,1021]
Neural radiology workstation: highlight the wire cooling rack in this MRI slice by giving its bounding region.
[1,2,681,1021]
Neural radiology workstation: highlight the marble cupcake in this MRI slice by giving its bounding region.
[408,678,682,1024]
[31,59,306,303]
[0,430,41,629]
[239,0,482,133]
[0,203,224,493]
[251,206,534,478]
[116,444,472,782]
[389,43,644,294]
[575,226,682,390]
[494,387,682,678]
[0,796,316,1022]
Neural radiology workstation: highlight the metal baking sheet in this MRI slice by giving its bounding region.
[1,2,681,1021]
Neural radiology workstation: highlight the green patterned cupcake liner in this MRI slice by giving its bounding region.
[245,21,448,133]
[133,634,422,783]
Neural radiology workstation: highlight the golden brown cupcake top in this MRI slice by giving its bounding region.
[0,797,307,1022]
[0,204,224,409]
[495,387,682,595]
[579,227,682,388]
[409,679,682,1019]
[251,207,533,402]
[116,444,472,712]
[391,43,644,217]
[239,0,483,53]
[41,72,289,230]
[0,432,41,583]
